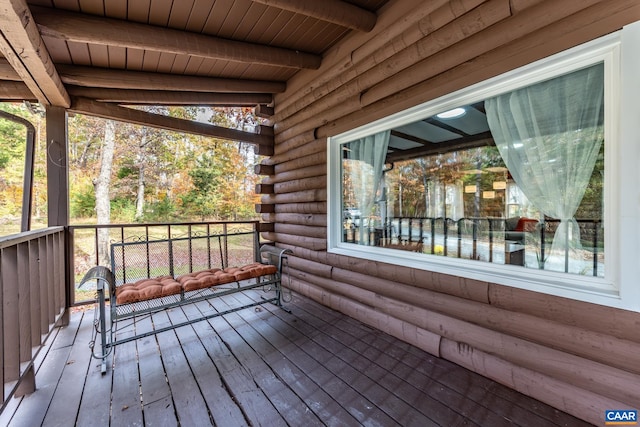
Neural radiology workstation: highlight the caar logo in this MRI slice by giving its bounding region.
[605,410,638,425]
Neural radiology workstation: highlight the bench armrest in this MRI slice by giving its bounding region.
[260,245,292,274]
[79,266,116,298]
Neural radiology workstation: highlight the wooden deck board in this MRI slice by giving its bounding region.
[169,305,248,427]
[198,299,358,426]
[227,292,447,427]
[135,313,177,424]
[7,315,80,427]
[214,295,402,427]
[111,323,144,426]
[184,302,288,427]
[75,313,113,427]
[277,294,517,421]
[282,292,589,427]
[152,309,213,426]
[185,300,326,427]
[41,312,94,427]
[2,290,594,427]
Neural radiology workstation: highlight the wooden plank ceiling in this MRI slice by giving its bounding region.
[0,0,387,145]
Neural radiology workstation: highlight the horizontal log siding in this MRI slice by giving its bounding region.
[262,0,640,423]
[439,339,628,424]
[261,165,326,185]
[276,0,510,133]
[287,276,443,357]
[320,0,640,138]
[285,263,640,406]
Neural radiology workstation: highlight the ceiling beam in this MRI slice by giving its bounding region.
[66,86,272,106]
[0,80,36,101]
[0,0,70,106]
[0,58,21,80]
[56,65,286,93]
[250,0,376,32]
[31,6,321,69]
[386,133,494,163]
[69,97,274,149]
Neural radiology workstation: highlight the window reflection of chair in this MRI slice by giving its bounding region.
[504,216,538,244]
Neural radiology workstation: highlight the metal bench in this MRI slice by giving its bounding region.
[79,233,291,374]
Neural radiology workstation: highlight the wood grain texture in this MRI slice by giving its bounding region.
[250,0,377,32]
[0,0,69,106]
[70,97,273,147]
[32,5,321,69]
[58,64,285,93]
[3,294,592,426]
[66,86,272,105]
[276,0,509,131]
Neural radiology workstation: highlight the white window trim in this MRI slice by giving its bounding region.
[328,22,640,312]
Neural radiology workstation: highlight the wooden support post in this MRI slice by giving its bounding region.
[257,145,274,156]
[46,106,69,227]
[45,106,74,311]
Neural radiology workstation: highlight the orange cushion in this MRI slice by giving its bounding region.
[115,276,182,304]
[116,262,278,304]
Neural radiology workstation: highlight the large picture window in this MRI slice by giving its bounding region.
[328,27,640,310]
[341,63,605,277]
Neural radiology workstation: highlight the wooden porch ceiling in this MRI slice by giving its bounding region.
[0,0,387,144]
[0,290,591,427]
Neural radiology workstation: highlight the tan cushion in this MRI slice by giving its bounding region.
[116,262,278,304]
[115,276,182,305]
[242,263,277,277]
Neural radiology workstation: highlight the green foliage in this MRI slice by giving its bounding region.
[117,163,138,179]
[71,188,96,218]
[0,104,28,171]
[143,198,177,222]
[1,105,262,229]
[0,103,47,226]
[111,197,137,222]
[189,153,223,192]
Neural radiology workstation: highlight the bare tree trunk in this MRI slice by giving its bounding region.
[135,162,145,221]
[135,130,147,221]
[94,120,116,266]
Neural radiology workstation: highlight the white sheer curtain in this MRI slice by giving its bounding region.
[345,130,390,244]
[485,63,604,271]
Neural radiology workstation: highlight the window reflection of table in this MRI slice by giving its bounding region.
[505,240,525,266]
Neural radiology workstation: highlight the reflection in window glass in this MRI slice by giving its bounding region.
[341,64,605,277]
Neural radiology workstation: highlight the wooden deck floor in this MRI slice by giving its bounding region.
[1,290,592,427]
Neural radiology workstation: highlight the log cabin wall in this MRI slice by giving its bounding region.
[260,0,640,423]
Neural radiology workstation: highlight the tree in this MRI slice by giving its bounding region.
[0,103,47,230]
[95,120,116,266]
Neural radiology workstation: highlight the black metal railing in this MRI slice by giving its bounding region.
[344,216,603,276]
[68,221,261,304]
